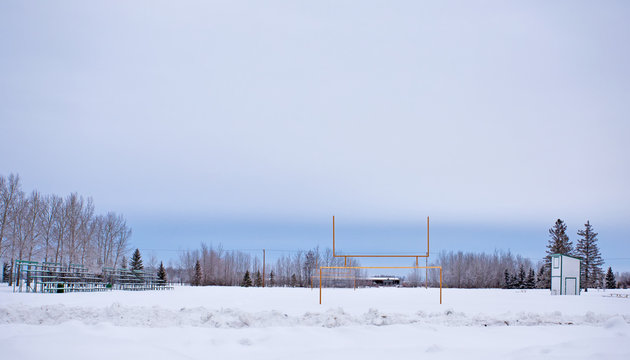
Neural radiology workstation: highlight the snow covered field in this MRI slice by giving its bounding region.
[1,284,629,359]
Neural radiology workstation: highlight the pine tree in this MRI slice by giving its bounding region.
[576,221,604,292]
[517,264,526,289]
[605,267,616,289]
[157,261,167,282]
[269,271,275,287]
[545,219,573,273]
[254,270,262,287]
[130,249,143,271]
[525,268,536,289]
[290,273,297,287]
[241,270,252,287]
[193,260,202,286]
[121,256,128,269]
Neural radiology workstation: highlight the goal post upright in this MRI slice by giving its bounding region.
[320,215,442,305]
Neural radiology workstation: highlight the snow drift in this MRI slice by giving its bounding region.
[2,303,628,328]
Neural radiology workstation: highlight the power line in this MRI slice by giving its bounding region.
[139,248,300,253]
[140,248,630,263]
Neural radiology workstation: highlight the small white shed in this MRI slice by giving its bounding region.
[550,254,581,295]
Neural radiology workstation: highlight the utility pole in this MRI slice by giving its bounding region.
[262,249,266,288]
[426,216,429,289]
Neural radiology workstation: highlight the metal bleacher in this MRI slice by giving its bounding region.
[102,267,172,291]
[11,259,172,293]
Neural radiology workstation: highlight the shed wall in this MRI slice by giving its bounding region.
[550,255,581,295]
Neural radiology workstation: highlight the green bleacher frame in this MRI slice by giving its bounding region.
[12,259,172,293]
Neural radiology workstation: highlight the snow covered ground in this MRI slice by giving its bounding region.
[1,284,629,359]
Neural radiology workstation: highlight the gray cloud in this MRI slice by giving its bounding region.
[1,1,628,227]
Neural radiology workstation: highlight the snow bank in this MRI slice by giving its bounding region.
[1,303,628,328]
[1,285,629,328]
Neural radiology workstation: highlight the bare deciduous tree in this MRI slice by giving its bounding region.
[0,173,133,276]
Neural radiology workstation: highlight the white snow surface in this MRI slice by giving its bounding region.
[1,285,629,359]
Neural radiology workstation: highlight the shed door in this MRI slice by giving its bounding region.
[565,278,577,295]
[551,277,560,295]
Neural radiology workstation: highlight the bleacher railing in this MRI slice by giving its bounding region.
[11,260,172,293]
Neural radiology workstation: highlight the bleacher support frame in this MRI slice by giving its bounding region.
[102,267,172,291]
[12,260,172,293]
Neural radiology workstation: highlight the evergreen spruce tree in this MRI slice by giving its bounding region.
[503,269,511,289]
[269,271,275,287]
[130,249,144,271]
[525,268,536,289]
[254,270,262,287]
[157,261,167,282]
[241,270,252,287]
[193,260,202,286]
[576,221,604,292]
[121,256,128,269]
[517,264,526,289]
[545,219,573,274]
[290,274,297,287]
[2,262,9,283]
[509,273,518,289]
[605,267,616,289]
[536,265,548,289]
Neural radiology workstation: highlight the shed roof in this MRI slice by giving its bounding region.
[550,253,583,261]
[367,277,400,281]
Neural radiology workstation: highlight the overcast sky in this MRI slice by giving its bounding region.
[1,1,629,269]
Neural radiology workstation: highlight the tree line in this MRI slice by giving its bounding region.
[409,250,536,288]
[175,244,365,287]
[162,222,630,289]
[0,173,132,277]
[173,246,547,289]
